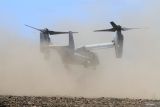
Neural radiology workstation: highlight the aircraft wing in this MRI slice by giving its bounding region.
[82,42,114,50]
[48,45,66,49]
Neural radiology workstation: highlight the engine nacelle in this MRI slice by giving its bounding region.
[114,31,124,58]
[40,32,50,53]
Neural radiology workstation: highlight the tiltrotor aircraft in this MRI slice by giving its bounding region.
[25,21,138,68]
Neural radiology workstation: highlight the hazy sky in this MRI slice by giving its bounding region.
[1,0,144,24]
[0,0,160,99]
[0,0,151,29]
[0,0,158,42]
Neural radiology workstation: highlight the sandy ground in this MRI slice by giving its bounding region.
[0,95,160,107]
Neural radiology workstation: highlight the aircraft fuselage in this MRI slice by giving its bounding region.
[56,46,99,67]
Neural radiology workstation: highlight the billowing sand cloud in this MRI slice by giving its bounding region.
[0,0,160,99]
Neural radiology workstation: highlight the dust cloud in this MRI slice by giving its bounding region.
[0,0,160,99]
[0,23,160,99]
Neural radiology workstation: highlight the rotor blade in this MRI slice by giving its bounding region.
[94,28,115,32]
[122,27,142,31]
[110,21,118,28]
[25,24,42,32]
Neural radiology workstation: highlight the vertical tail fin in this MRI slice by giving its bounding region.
[68,31,75,49]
